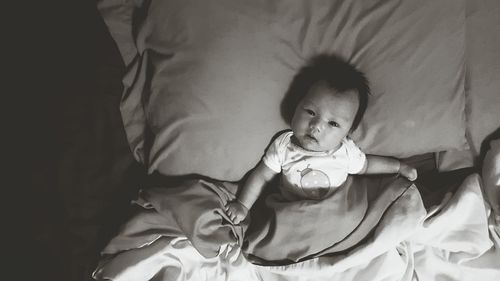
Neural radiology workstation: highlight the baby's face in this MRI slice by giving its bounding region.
[291,82,359,152]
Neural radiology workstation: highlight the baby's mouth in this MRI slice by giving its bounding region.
[305,134,318,142]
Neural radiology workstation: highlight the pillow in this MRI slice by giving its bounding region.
[388,0,500,173]
[101,0,468,181]
[465,0,500,154]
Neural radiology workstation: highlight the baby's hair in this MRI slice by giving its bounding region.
[281,54,370,132]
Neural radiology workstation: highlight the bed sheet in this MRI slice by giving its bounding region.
[93,174,500,281]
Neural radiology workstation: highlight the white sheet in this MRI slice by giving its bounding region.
[93,174,500,281]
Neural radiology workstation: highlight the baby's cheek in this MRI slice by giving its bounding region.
[324,135,342,149]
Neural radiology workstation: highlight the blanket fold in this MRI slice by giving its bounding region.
[139,179,247,258]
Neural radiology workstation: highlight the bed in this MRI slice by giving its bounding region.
[92,0,500,280]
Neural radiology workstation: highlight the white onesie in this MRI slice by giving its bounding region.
[262,131,366,200]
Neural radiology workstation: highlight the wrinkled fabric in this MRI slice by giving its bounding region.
[93,173,500,281]
[140,176,415,263]
[100,175,419,263]
[243,176,413,264]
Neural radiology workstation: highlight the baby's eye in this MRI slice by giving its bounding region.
[305,109,315,116]
[328,121,339,127]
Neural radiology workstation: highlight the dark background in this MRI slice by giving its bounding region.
[14,1,145,280]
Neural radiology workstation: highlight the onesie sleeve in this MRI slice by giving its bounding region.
[344,138,367,174]
[262,132,290,173]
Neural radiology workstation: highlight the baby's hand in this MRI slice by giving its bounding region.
[399,162,418,181]
[224,200,249,225]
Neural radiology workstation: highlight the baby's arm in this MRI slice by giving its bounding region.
[225,162,277,224]
[360,155,418,181]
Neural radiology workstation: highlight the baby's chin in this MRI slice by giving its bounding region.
[298,138,326,152]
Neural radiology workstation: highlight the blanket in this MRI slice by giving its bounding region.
[126,175,419,264]
[243,176,418,264]
[94,174,500,281]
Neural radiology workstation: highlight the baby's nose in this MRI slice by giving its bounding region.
[309,119,323,132]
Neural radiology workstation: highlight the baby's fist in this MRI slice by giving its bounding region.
[399,162,418,181]
[224,200,248,225]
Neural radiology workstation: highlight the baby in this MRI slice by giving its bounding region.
[225,54,417,224]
